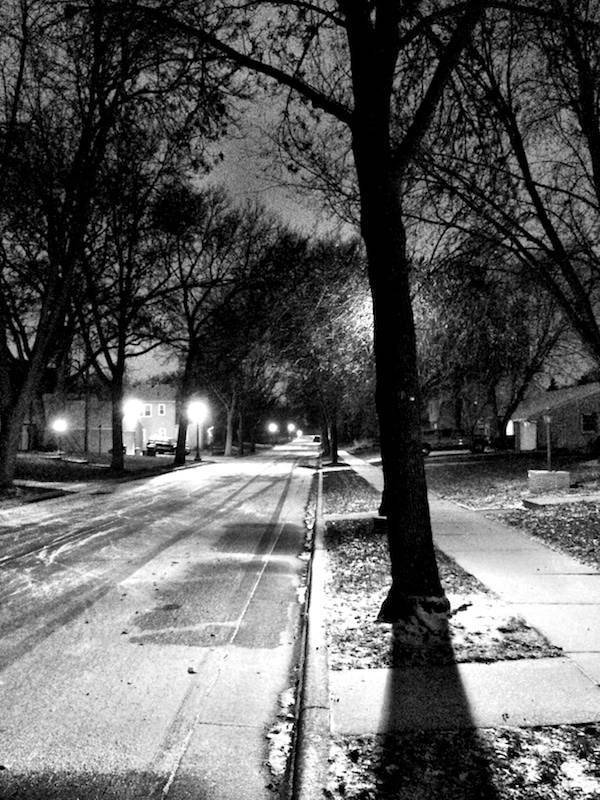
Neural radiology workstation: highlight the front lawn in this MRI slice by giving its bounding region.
[15,451,179,482]
[321,456,600,800]
[425,452,600,510]
[0,452,194,507]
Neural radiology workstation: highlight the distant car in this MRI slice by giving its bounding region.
[145,439,190,455]
[421,428,488,456]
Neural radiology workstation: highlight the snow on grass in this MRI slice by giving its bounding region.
[324,518,560,669]
[326,725,600,800]
[493,503,600,570]
[321,460,596,800]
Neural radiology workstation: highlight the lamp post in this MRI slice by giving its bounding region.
[52,417,68,457]
[267,421,279,445]
[188,400,209,461]
[287,422,296,441]
[543,413,552,471]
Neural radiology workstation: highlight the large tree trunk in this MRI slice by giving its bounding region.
[0,407,24,489]
[110,380,125,472]
[330,413,339,465]
[224,392,236,456]
[367,220,445,621]
[354,148,446,623]
[174,415,189,466]
[0,298,69,488]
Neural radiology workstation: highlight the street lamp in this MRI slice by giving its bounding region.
[123,398,143,427]
[188,400,209,461]
[52,417,68,457]
[287,422,296,440]
[122,398,143,455]
[267,421,279,445]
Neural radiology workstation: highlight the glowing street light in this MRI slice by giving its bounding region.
[122,398,143,456]
[267,421,279,445]
[188,400,209,461]
[122,398,143,429]
[52,417,68,456]
[287,422,296,440]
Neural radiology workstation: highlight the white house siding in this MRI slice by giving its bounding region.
[512,384,600,453]
[537,396,600,451]
[38,393,179,455]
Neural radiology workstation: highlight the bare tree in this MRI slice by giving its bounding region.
[151,185,305,460]
[125,0,488,622]
[418,4,600,367]
[414,240,569,444]
[0,1,145,487]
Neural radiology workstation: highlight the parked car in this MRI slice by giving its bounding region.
[145,439,190,456]
[421,428,488,455]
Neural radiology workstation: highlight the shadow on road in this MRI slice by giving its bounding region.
[0,768,213,800]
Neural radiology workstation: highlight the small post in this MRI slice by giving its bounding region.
[543,413,552,471]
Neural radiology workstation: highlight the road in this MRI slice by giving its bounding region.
[0,442,317,799]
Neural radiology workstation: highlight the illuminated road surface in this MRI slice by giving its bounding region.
[0,443,316,799]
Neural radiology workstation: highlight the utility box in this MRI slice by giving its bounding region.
[528,469,570,494]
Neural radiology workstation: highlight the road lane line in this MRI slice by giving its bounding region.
[155,460,299,797]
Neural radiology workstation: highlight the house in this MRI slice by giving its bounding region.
[123,385,179,454]
[41,384,180,455]
[510,382,600,453]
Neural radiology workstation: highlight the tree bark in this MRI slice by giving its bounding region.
[352,119,446,621]
[320,417,331,458]
[224,392,236,456]
[237,410,244,456]
[174,413,189,466]
[330,413,339,465]
[362,195,446,621]
[110,380,125,471]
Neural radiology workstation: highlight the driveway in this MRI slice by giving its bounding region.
[0,442,317,799]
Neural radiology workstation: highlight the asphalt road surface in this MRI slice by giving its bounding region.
[0,441,317,799]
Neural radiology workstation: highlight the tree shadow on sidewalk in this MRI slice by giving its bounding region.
[373,617,502,799]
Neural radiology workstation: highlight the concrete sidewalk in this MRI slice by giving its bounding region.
[328,451,600,734]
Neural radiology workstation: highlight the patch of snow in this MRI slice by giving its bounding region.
[560,758,600,794]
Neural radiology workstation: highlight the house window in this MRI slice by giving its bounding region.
[142,404,152,417]
[581,412,598,433]
[158,403,166,416]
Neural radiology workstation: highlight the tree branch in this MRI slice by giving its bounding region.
[122,2,354,125]
[393,0,486,175]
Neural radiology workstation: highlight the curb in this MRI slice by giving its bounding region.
[291,465,331,800]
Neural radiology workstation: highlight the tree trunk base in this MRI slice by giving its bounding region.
[377,587,450,626]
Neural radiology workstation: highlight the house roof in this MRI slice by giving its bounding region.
[511,382,600,421]
[130,382,178,401]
